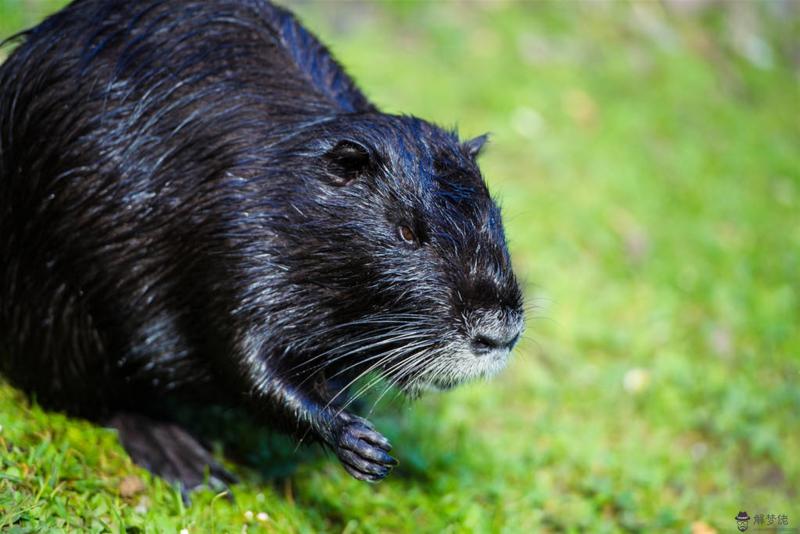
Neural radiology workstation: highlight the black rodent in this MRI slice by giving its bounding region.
[0,0,524,488]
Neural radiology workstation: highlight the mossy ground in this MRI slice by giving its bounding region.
[0,1,797,532]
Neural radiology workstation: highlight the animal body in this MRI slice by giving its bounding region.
[0,0,524,488]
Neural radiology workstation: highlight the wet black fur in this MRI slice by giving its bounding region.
[0,0,523,484]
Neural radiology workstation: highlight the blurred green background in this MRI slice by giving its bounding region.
[0,0,798,532]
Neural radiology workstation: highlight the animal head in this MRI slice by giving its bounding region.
[257,114,524,396]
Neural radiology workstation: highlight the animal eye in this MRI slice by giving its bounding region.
[398,224,416,245]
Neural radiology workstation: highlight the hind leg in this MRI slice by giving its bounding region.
[106,412,237,500]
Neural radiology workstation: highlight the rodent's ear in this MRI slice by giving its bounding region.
[463,134,489,159]
[323,140,372,186]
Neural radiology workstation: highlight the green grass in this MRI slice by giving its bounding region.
[1,1,798,532]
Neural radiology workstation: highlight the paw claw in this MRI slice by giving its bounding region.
[333,416,396,482]
[347,423,392,451]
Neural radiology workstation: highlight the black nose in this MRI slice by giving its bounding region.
[471,322,522,355]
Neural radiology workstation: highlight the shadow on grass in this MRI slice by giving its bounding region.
[168,394,451,490]
[167,402,319,482]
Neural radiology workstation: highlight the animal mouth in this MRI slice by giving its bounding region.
[326,319,520,401]
[394,345,512,397]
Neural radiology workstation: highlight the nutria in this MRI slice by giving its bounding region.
[0,0,524,489]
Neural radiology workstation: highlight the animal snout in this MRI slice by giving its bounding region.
[469,313,523,357]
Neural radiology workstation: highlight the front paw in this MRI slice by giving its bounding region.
[333,415,397,482]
